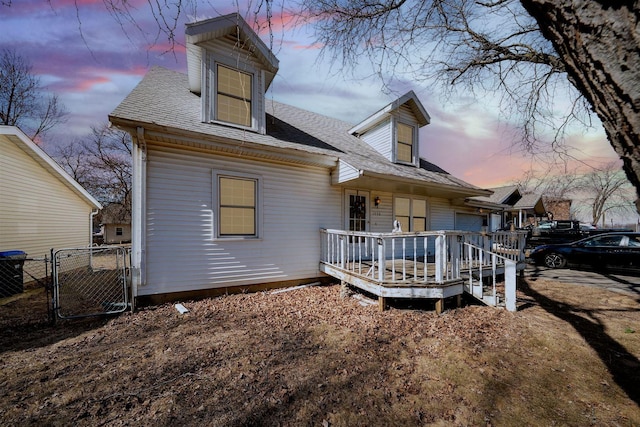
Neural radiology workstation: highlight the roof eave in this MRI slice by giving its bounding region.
[357,170,491,198]
[109,116,339,169]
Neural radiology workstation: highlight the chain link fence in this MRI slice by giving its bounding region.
[0,254,53,328]
[54,246,130,319]
[1,246,130,328]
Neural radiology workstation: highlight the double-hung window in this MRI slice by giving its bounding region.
[396,122,415,164]
[216,64,252,127]
[394,197,427,232]
[216,173,260,238]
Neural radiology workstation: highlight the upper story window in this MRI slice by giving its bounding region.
[216,64,252,127]
[397,122,415,163]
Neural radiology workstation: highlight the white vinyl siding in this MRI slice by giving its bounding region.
[0,138,94,257]
[332,160,361,184]
[140,144,342,295]
[369,192,393,232]
[430,198,455,230]
[358,119,393,161]
[456,213,486,232]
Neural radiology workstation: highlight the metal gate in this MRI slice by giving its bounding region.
[53,246,129,319]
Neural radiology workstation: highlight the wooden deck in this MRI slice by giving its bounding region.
[320,229,526,313]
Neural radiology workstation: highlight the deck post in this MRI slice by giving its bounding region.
[377,238,384,282]
[435,298,444,314]
[378,295,387,311]
[450,235,460,279]
[505,260,517,312]
[434,234,446,283]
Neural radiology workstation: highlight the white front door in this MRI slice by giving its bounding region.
[344,190,370,232]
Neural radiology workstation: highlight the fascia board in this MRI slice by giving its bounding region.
[361,169,491,198]
[348,105,393,135]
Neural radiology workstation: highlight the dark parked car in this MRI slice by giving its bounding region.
[529,232,640,272]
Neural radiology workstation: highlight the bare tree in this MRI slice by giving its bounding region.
[293,0,640,206]
[578,162,634,227]
[6,1,640,204]
[0,48,67,140]
[53,124,132,215]
[519,0,640,210]
[54,138,93,184]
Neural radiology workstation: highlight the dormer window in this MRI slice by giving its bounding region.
[397,122,415,164]
[348,91,429,165]
[216,64,253,127]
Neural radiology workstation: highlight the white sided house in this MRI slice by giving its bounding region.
[0,126,102,258]
[110,13,525,309]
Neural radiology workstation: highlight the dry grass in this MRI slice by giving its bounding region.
[0,277,638,426]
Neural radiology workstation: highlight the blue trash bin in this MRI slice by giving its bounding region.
[0,250,27,297]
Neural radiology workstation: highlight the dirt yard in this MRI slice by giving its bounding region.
[0,277,639,426]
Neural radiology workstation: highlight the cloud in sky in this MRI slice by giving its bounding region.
[0,0,619,189]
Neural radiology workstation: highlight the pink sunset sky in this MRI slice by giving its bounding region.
[0,0,621,189]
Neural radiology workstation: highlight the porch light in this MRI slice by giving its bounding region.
[374,196,381,207]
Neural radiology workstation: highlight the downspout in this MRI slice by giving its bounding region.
[90,208,99,247]
[131,126,148,309]
[89,208,99,269]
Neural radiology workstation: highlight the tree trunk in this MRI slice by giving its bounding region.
[520,1,640,210]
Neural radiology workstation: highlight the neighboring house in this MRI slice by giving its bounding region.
[0,126,102,258]
[542,197,572,221]
[109,13,495,304]
[468,185,546,230]
[98,203,132,244]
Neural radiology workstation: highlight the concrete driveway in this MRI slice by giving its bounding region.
[523,263,640,297]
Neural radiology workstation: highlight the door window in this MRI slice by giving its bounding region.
[349,194,367,232]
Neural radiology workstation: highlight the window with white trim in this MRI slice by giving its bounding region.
[394,197,427,232]
[216,173,260,238]
[216,64,252,127]
[396,122,415,163]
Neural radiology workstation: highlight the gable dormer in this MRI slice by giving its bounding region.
[349,91,430,166]
[185,14,279,134]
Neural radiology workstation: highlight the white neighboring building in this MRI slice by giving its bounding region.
[0,126,102,258]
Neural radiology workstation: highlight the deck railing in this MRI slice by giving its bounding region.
[462,241,517,311]
[320,228,527,286]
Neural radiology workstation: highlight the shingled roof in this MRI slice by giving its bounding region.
[109,67,488,197]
